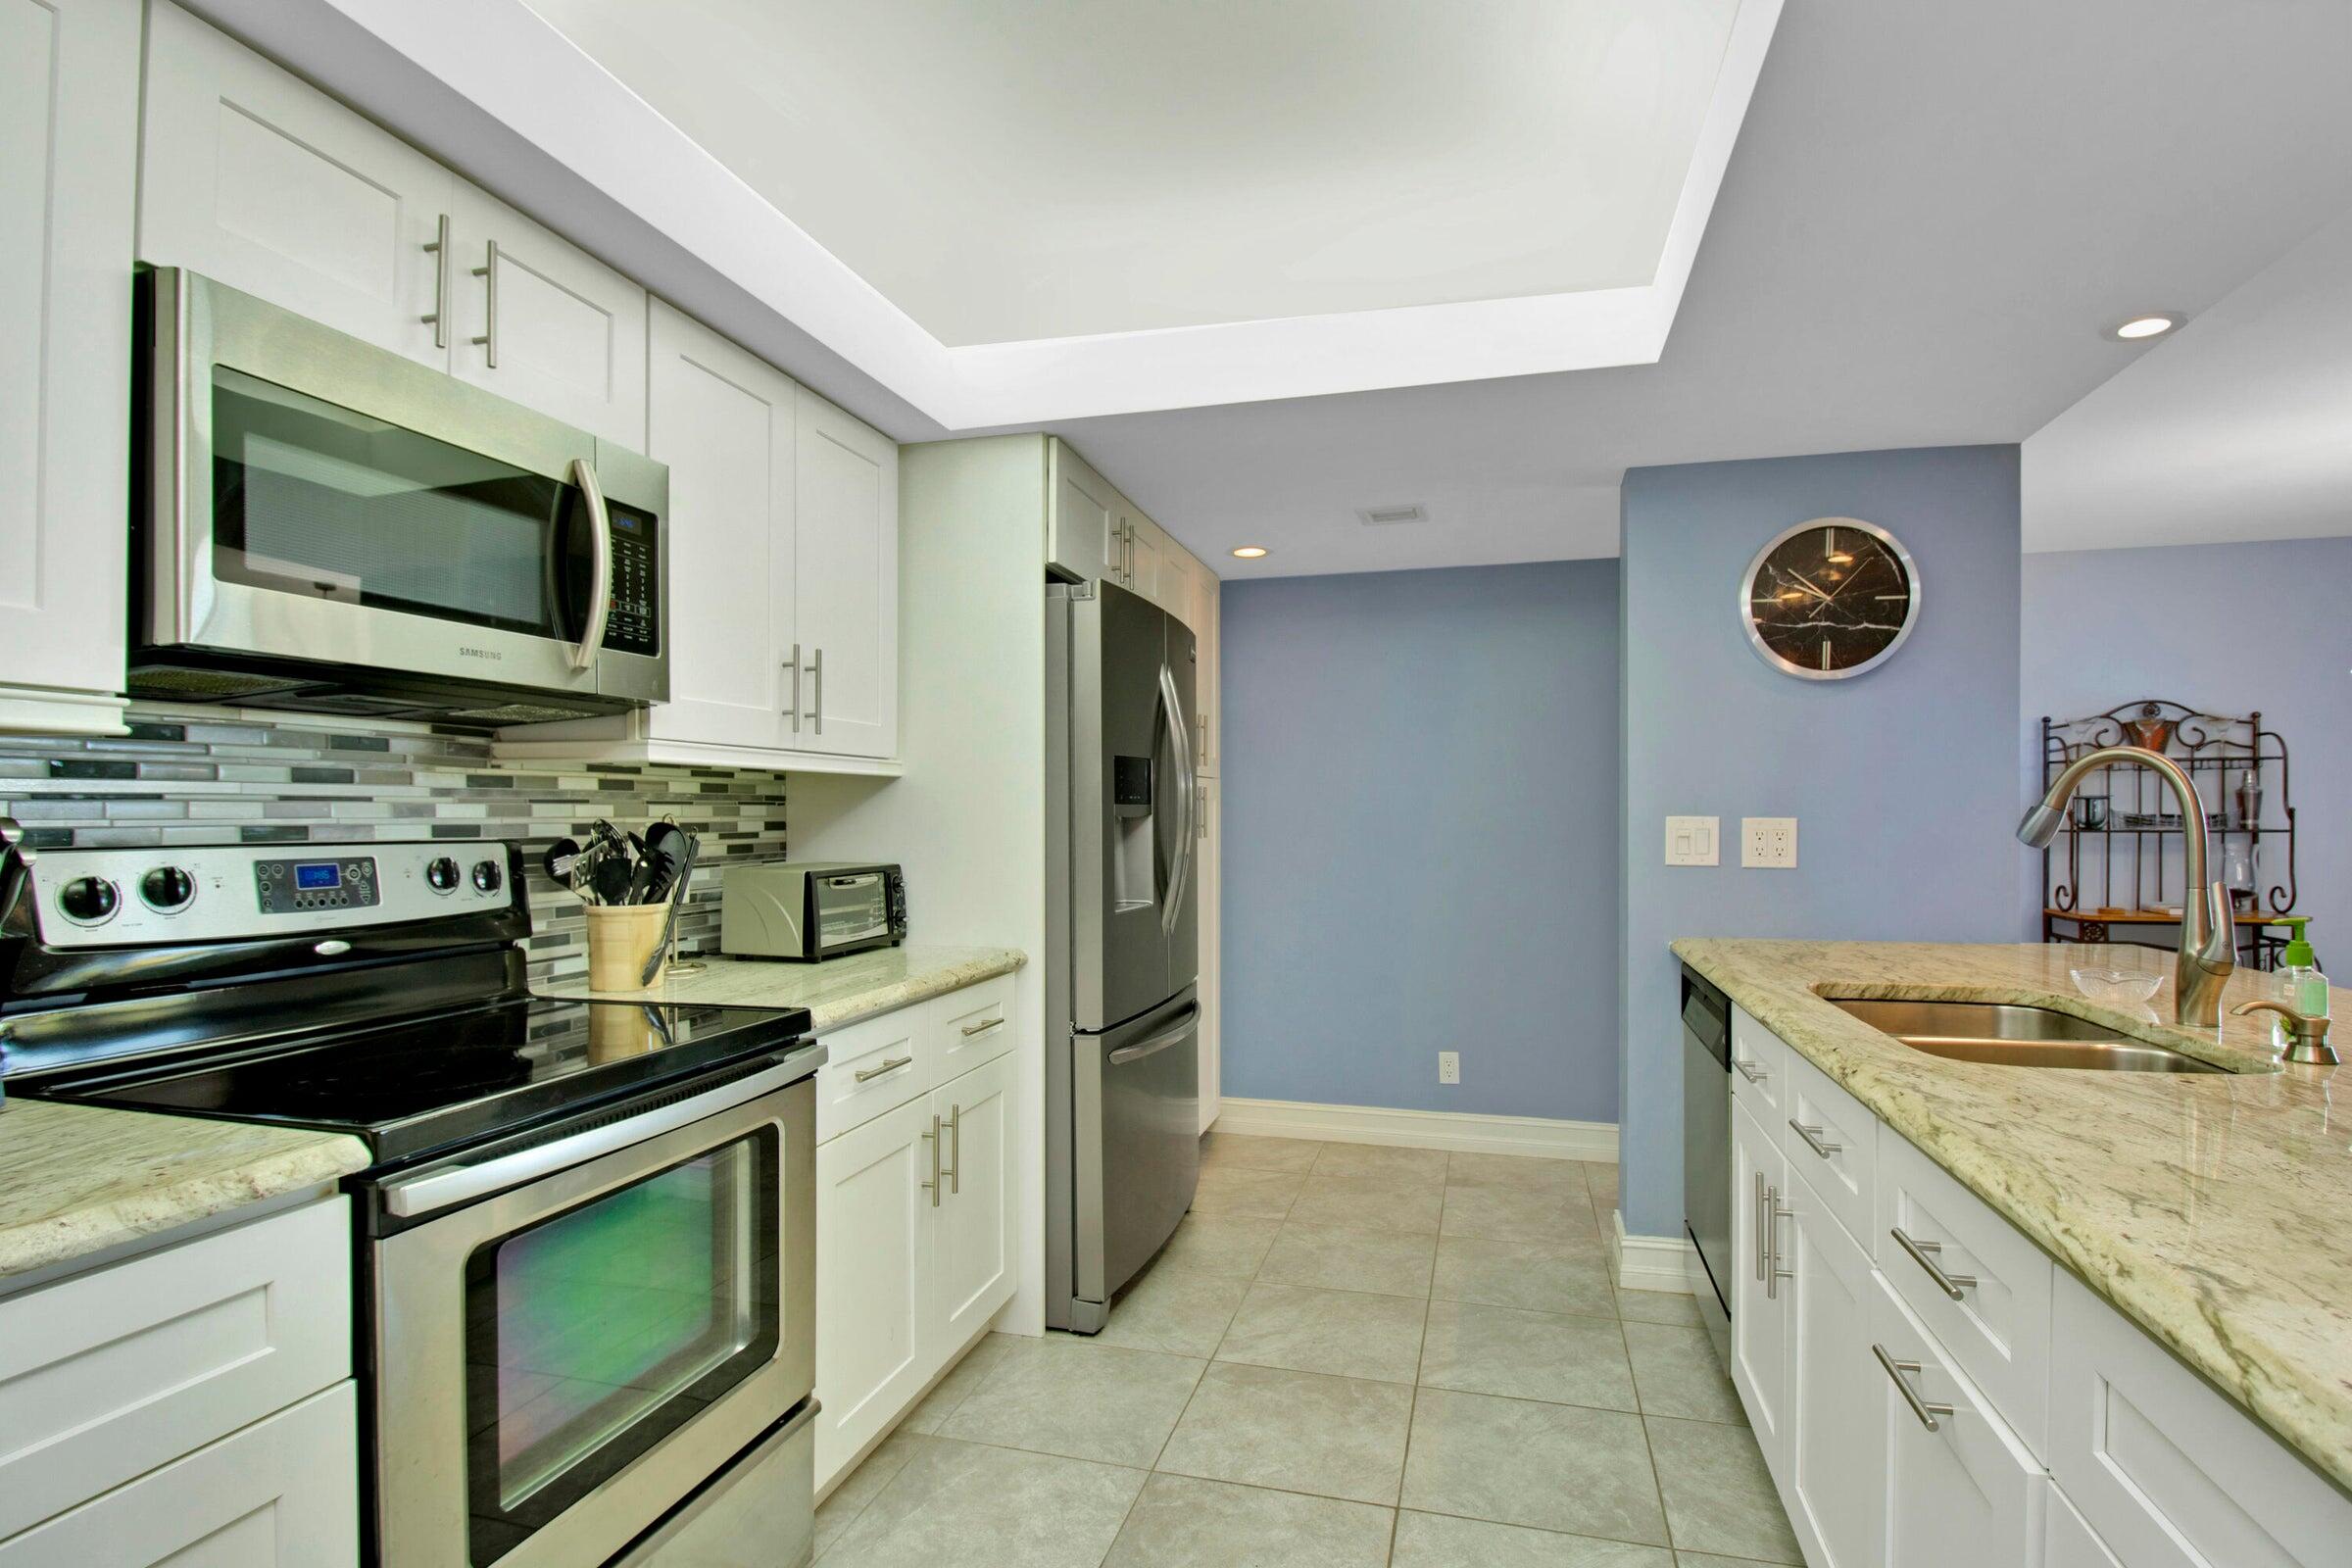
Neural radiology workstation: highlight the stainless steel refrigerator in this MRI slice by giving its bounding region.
[1046,579,1202,1333]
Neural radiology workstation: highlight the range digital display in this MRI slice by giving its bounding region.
[294,862,342,891]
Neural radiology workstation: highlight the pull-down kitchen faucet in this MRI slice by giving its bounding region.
[2018,747,2235,1028]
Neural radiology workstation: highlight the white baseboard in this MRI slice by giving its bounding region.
[1209,1097,1617,1162]
[1613,1206,1697,1296]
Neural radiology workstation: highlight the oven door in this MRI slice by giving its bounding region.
[369,1058,814,1568]
[141,268,667,707]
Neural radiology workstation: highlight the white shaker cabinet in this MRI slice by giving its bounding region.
[1730,1099,1790,1471]
[0,0,139,734]
[791,389,900,760]
[1049,438,1124,586]
[813,1095,934,1489]
[931,1051,1016,1349]
[1196,776,1221,1132]
[1781,1165,1885,1568]
[138,2,450,366]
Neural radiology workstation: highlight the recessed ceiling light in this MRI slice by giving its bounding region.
[2107,313,2183,342]
[1230,546,1269,560]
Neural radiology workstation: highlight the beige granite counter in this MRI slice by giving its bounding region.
[535,944,1025,1033]
[0,1098,368,1284]
[1672,939,2349,1494]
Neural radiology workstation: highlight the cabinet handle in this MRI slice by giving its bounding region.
[1873,1344,1956,1432]
[1764,1185,1792,1299]
[1754,1171,1770,1283]
[1198,781,1210,839]
[921,1113,942,1206]
[946,1103,961,1195]
[469,238,500,368]
[1788,1119,1842,1159]
[854,1054,912,1083]
[805,647,824,734]
[782,644,802,731]
[1889,1227,1978,1299]
[1733,1058,1768,1084]
[1197,711,1207,767]
[959,1016,1004,1038]
[420,212,451,349]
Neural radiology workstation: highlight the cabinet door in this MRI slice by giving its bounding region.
[138,2,451,365]
[1873,1273,2045,1568]
[0,1381,358,1568]
[931,1052,1015,1348]
[1121,507,1167,606]
[2044,1486,2124,1568]
[447,184,647,447]
[1049,439,1121,583]
[0,0,137,729]
[1197,776,1221,1131]
[1194,573,1220,775]
[642,301,795,751]
[1782,1165,1885,1568]
[792,388,899,759]
[1730,1100,1789,1471]
[814,1097,934,1490]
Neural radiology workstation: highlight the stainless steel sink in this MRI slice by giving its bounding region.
[1825,998,2225,1073]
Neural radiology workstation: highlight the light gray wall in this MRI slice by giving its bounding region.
[1219,560,1622,1121]
[1619,446,2025,1237]
[2021,535,2352,967]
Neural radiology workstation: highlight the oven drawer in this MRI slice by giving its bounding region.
[0,1381,359,1568]
[0,1197,350,1540]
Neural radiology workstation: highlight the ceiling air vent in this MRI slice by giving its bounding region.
[1356,503,1427,527]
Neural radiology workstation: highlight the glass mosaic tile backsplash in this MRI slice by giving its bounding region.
[0,704,789,984]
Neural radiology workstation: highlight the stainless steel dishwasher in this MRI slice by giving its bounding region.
[1682,965,1733,1360]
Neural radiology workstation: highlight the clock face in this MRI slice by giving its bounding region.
[1742,518,1919,680]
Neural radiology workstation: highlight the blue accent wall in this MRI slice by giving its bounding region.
[1219,560,1622,1121]
[1618,446,2025,1237]
[2021,536,2352,968]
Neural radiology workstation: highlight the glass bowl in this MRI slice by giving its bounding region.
[2070,966,2165,1005]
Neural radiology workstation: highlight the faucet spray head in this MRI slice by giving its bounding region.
[2017,802,2067,849]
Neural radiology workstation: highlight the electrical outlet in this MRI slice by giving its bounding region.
[1664,815,1720,866]
[1438,1051,1461,1085]
[1742,816,1798,868]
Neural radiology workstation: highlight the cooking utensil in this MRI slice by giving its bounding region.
[592,851,635,907]
[642,821,690,904]
[642,831,699,986]
[542,836,585,892]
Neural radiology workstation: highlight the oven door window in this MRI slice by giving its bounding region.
[208,366,598,642]
[463,1132,779,1565]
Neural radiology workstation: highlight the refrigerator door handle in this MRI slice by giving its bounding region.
[1107,1005,1200,1064]
[1157,662,1196,935]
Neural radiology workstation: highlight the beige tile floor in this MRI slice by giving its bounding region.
[812,1134,1799,1568]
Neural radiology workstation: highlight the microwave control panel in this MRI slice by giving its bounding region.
[602,504,660,656]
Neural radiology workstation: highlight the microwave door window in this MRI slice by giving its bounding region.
[210,367,570,639]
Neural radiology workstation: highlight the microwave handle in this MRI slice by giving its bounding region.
[569,457,613,670]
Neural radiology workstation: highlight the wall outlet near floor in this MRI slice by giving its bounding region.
[1438,1051,1461,1085]
[1664,815,1720,866]
[1742,816,1798,868]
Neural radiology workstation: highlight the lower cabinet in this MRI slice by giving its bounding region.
[812,985,1017,1490]
[1729,1101,1789,1467]
[1782,1167,1884,1568]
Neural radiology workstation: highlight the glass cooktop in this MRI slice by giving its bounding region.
[33,996,812,1165]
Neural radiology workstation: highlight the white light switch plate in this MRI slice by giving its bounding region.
[1664,816,1720,866]
[1742,816,1798,868]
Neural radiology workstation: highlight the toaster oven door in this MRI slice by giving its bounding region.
[810,872,893,953]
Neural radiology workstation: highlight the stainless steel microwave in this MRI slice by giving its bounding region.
[130,269,668,727]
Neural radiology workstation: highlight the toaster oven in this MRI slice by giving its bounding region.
[720,862,906,961]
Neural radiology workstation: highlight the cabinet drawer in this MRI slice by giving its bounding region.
[1876,1130,2053,1455]
[935,976,1014,1075]
[816,1004,937,1144]
[0,1197,351,1539]
[1871,1272,2046,1568]
[1781,1051,1876,1250]
[2044,1485,2124,1568]
[2049,1269,2351,1568]
[0,1380,358,1567]
[1730,1004,1788,1121]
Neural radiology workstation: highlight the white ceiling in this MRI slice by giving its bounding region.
[2022,205,2352,555]
[523,0,1741,348]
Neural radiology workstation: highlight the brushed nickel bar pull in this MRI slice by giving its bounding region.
[1874,1344,1956,1432]
[960,1017,1004,1037]
[854,1055,913,1083]
[1754,1171,1770,1283]
[420,213,451,348]
[806,646,824,734]
[922,1114,942,1206]
[1788,1120,1842,1159]
[1765,1186,1792,1299]
[782,645,802,730]
[1733,1057,1768,1084]
[947,1103,962,1195]
[1889,1227,1978,1299]
[469,238,500,368]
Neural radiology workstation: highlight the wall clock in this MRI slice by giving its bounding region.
[1740,516,1920,680]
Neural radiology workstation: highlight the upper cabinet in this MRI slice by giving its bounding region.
[497,304,900,771]
[138,4,645,448]
[0,0,140,735]
[1049,438,1123,586]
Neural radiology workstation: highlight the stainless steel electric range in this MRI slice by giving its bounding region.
[0,839,823,1568]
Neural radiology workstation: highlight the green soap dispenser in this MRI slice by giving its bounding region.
[2273,928,2328,1048]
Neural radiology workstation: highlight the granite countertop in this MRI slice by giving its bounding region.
[1673,939,2350,1493]
[0,1099,368,1285]
[535,944,1026,1033]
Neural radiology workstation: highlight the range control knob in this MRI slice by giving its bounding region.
[139,865,196,911]
[424,856,461,893]
[471,858,504,895]
[59,875,119,923]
